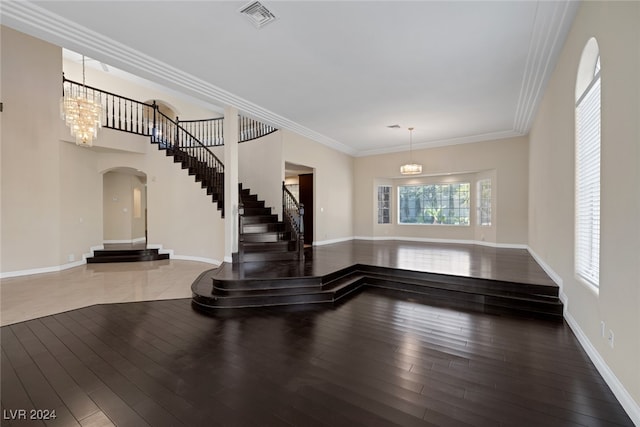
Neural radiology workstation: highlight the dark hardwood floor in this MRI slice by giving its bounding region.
[1,292,633,426]
[212,240,557,286]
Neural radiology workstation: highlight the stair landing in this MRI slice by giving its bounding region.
[192,240,562,320]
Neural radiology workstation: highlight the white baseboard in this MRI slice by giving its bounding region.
[171,255,220,266]
[0,259,86,279]
[526,246,567,305]
[313,236,355,246]
[526,246,638,425]
[564,311,640,426]
[1,243,219,278]
[103,238,146,244]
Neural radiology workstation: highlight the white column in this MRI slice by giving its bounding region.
[223,106,239,263]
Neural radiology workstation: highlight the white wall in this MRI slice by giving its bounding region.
[528,1,639,420]
[354,137,528,246]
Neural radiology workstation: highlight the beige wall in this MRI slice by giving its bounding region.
[528,0,640,413]
[1,27,63,271]
[1,27,225,275]
[354,137,528,246]
[95,135,225,264]
[283,130,354,244]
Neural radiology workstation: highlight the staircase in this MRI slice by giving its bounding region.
[161,144,225,214]
[233,185,304,263]
[63,77,279,220]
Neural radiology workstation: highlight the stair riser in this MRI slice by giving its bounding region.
[93,249,160,257]
[213,276,323,291]
[364,280,562,316]
[87,254,169,263]
[243,208,273,216]
[243,242,297,253]
[242,224,285,233]
[194,292,332,309]
[233,252,301,262]
[357,265,559,298]
[242,233,291,243]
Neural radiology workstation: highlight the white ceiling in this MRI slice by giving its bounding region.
[1,1,578,156]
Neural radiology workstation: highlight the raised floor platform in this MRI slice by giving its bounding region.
[192,240,562,320]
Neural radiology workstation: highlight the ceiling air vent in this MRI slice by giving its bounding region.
[239,1,276,29]
[387,124,401,129]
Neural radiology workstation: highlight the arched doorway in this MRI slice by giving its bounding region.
[103,167,148,248]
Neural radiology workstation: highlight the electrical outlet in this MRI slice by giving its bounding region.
[600,321,606,337]
[608,330,614,348]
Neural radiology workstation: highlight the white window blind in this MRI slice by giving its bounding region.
[575,72,601,288]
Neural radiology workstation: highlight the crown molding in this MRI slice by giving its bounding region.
[1,0,576,158]
[513,0,579,134]
[1,1,357,156]
[356,129,524,158]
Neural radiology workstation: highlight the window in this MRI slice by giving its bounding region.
[377,186,391,224]
[478,179,491,226]
[398,183,470,225]
[575,38,600,289]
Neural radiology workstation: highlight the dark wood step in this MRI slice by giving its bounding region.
[241,200,265,208]
[242,207,273,216]
[232,251,300,263]
[87,249,169,264]
[242,223,285,233]
[193,263,563,319]
[242,232,291,243]
[158,144,225,217]
[242,241,296,253]
[241,215,279,225]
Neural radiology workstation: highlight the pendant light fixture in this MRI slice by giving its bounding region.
[400,127,422,175]
[61,55,103,146]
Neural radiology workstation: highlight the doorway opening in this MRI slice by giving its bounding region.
[102,167,148,250]
[285,162,314,246]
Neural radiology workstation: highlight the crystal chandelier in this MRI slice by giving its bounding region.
[61,56,103,146]
[400,127,422,175]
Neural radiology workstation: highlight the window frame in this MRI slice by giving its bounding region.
[397,182,471,226]
[477,179,492,227]
[377,185,392,224]
[575,43,601,291]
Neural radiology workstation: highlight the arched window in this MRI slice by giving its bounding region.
[575,38,601,290]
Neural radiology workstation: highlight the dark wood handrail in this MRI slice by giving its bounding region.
[239,116,278,143]
[63,77,278,145]
[283,182,304,261]
[177,117,224,147]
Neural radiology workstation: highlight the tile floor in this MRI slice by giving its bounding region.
[0,260,214,327]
